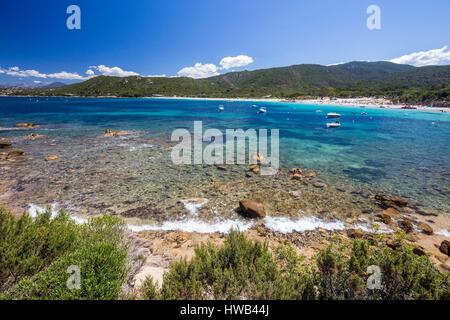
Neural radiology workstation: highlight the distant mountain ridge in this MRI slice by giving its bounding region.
[8,61,450,105]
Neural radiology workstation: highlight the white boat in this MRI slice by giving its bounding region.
[326,122,341,128]
[326,113,341,119]
[258,107,267,114]
[218,105,225,112]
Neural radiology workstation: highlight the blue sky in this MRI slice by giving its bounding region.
[0,0,449,85]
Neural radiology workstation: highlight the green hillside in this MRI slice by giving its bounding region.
[12,61,450,105]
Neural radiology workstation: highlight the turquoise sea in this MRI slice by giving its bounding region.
[0,96,449,214]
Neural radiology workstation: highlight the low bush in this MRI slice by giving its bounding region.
[0,208,129,300]
[142,231,450,300]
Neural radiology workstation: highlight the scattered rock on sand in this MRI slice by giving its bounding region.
[439,240,450,257]
[417,222,433,235]
[0,139,12,148]
[397,219,414,233]
[45,155,58,161]
[375,194,409,208]
[15,122,39,128]
[239,199,266,218]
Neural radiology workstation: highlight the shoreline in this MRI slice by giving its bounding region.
[2,94,449,113]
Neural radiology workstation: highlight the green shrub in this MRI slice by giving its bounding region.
[143,231,450,300]
[0,209,129,300]
[0,207,81,291]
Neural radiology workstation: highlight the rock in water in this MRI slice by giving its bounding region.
[15,122,39,128]
[0,139,12,148]
[375,194,409,208]
[439,240,450,256]
[45,155,58,161]
[6,149,24,159]
[239,200,266,218]
[417,222,433,235]
[397,219,414,233]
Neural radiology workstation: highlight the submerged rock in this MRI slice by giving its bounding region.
[45,155,58,161]
[239,199,266,218]
[15,122,39,128]
[248,164,260,174]
[375,194,409,208]
[0,139,12,148]
[104,129,129,137]
[26,133,45,140]
[6,149,24,159]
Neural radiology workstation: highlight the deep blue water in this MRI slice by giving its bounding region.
[1,96,449,212]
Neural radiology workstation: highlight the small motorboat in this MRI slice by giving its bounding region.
[218,105,225,112]
[258,107,267,114]
[326,112,341,119]
[326,122,341,128]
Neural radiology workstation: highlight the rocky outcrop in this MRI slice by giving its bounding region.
[383,207,400,218]
[417,222,433,235]
[439,240,450,257]
[239,200,266,218]
[376,213,393,225]
[347,229,365,239]
[397,219,414,233]
[375,194,409,208]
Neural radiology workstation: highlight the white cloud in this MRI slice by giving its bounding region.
[85,69,95,76]
[89,65,139,77]
[390,46,450,67]
[0,66,86,80]
[33,80,42,84]
[219,55,253,69]
[177,63,219,79]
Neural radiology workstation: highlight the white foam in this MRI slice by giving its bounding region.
[27,203,87,224]
[127,218,254,234]
[436,229,450,237]
[28,203,59,219]
[179,198,208,216]
[263,216,345,234]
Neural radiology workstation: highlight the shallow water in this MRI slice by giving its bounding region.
[0,97,449,215]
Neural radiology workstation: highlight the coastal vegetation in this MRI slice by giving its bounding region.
[0,207,128,300]
[6,61,450,106]
[142,230,450,300]
[1,207,447,300]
